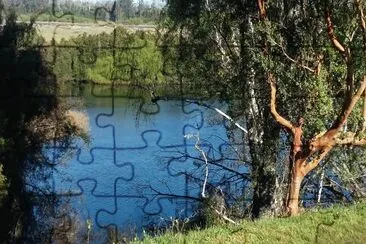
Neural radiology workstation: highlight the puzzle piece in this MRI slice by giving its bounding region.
[50,96,249,235]
[9,2,251,239]
[53,148,133,196]
[96,99,203,149]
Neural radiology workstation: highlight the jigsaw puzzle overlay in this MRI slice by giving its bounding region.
[2,1,357,243]
[4,1,249,240]
[51,95,247,238]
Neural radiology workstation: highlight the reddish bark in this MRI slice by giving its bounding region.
[355,0,366,131]
[260,0,366,217]
[287,170,304,216]
[270,74,366,216]
[257,0,267,20]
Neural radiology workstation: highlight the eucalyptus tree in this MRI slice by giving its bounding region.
[160,0,284,218]
[161,0,366,218]
[260,0,366,215]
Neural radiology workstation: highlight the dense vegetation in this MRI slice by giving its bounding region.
[1,0,366,242]
[46,27,166,85]
[0,11,88,242]
[159,0,366,218]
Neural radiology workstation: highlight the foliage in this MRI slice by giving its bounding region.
[160,0,284,218]
[0,163,7,205]
[45,27,166,85]
[0,11,89,242]
[6,0,163,24]
[161,0,366,217]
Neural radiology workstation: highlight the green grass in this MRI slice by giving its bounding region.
[138,202,366,244]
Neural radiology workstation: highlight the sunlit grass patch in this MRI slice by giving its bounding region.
[137,202,366,244]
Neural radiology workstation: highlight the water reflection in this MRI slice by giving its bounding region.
[48,84,248,242]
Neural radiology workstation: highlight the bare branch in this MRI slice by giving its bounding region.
[269,73,295,132]
[214,209,238,225]
[269,37,316,73]
[184,133,209,198]
[327,76,366,134]
[317,169,325,203]
[304,146,332,174]
[257,0,266,20]
[185,99,248,133]
[335,132,366,146]
[325,6,347,56]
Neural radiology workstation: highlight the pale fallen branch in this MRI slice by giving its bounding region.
[184,133,209,198]
[214,209,238,225]
[214,107,248,133]
[185,99,248,133]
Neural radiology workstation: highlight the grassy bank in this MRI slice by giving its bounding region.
[138,202,366,244]
[42,27,165,86]
[19,13,157,25]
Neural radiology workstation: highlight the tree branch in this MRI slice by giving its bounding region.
[304,146,332,174]
[184,133,209,198]
[269,73,295,132]
[325,6,347,56]
[335,132,366,146]
[257,0,266,20]
[355,0,366,55]
[327,76,366,134]
[269,37,316,73]
[326,2,358,119]
[214,209,238,225]
[355,0,366,131]
[185,99,248,133]
[363,93,366,131]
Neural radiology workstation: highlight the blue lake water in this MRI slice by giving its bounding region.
[48,92,248,241]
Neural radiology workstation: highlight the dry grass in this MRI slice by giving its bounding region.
[65,110,89,137]
[26,109,89,142]
[33,22,155,43]
[35,23,116,43]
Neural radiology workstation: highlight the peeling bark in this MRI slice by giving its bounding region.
[288,173,303,216]
[355,0,366,131]
[269,73,366,216]
[257,0,267,20]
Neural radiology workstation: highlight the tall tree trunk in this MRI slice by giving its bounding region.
[250,112,283,218]
[287,162,304,216]
[238,7,285,217]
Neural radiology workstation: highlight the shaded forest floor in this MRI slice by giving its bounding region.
[138,202,366,244]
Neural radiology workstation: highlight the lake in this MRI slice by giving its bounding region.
[46,84,249,242]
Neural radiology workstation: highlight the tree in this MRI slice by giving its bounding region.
[119,0,134,18]
[259,0,366,216]
[0,12,88,241]
[162,0,366,218]
[160,0,284,218]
